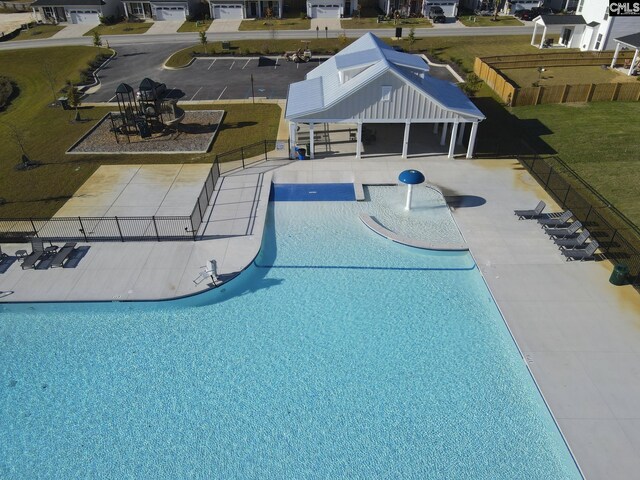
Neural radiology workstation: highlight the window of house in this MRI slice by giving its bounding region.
[381,86,392,101]
[595,33,602,50]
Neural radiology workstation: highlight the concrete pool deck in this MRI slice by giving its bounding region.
[2,154,640,479]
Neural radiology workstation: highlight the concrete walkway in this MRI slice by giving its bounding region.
[51,22,98,39]
[144,20,181,35]
[207,19,241,33]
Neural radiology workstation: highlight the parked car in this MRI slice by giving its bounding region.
[431,12,446,23]
[428,6,444,19]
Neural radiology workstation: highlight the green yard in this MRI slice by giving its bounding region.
[84,21,153,36]
[342,17,432,29]
[458,15,523,27]
[177,19,213,32]
[0,47,281,218]
[501,65,637,88]
[510,102,640,226]
[239,17,311,31]
[8,24,64,40]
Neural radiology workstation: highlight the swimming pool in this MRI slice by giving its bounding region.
[0,187,581,479]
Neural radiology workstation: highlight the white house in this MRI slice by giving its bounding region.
[209,0,283,19]
[305,0,355,18]
[122,0,198,20]
[285,33,485,160]
[31,0,120,23]
[531,0,640,51]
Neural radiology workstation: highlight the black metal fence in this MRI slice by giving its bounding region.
[519,154,640,288]
[0,140,285,243]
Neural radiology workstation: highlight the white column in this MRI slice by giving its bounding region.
[456,123,465,146]
[539,26,547,49]
[401,122,411,159]
[440,122,448,146]
[356,122,362,159]
[629,48,639,76]
[531,23,537,46]
[289,121,296,158]
[466,122,479,159]
[433,122,438,134]
[448,122,459,158]
[611,42,621,69]
[309,122,315,159]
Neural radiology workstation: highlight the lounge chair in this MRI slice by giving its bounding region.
[554,230,590,249]
[538,210,573,227]
[514,200,546,219]
[21,238,45,270]
[193,260,218,285]
[50,242,77,268]
[561,240,599,261]
[544,220,582,238]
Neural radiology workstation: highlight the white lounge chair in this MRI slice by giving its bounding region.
[193,260,218,285]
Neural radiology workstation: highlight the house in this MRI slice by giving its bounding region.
[209,0,283,19]
[531,0,640,51]
[285,33,485,160]
[305,0,355,18]
[122,0,198,20]
[31,0,120,23]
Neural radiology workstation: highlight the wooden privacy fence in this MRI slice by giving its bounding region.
[474,54,640,107]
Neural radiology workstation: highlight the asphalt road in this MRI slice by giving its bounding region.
[86,45,324,102]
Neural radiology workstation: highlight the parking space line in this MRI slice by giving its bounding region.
[242,59,251,69]
[217,86,227,100]
[207,59,216,70]
[190,87,203,101]
[229,61,235,70]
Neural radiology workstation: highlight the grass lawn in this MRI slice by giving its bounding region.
[342,17,432,29]
[84,21,153,36]
[458,15,523,27]
[239,17,311,31]
[510,102,640,227]
[8,24,64,40]
[0,47,280,218]
[177,19,213,32]
[501,65,638,88]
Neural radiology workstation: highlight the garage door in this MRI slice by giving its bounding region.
[155,6,186,21]
[69,10,99,24]
[213,4,244,19]
[311,5,340,17]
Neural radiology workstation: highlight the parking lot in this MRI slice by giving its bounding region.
[87,49,323,102]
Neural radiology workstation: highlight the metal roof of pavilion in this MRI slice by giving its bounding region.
[615,32,640,49]
[534,14,586,25]
[285,33,484,121]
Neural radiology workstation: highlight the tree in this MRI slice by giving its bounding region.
[408,27,416,50]
[199,30,208,54]
[66,81,82,121]
[92,30,102,47]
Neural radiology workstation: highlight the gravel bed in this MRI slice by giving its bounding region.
[67,110,224,154]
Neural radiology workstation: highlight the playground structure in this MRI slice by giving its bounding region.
[109,78,186,143]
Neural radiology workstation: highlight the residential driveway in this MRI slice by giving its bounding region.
[310,18,340,31]
[51,22,98,38]
[207,19,241,33]
[0,12,34,36]
[86,44,322,102]
[144,20,181,35]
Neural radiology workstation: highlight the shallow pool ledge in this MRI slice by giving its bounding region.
[359,213,469,251]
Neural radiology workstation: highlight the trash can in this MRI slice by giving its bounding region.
[297,147,306,160]
[609,264,630,286]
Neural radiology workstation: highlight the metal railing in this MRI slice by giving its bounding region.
[0,140,285,243]
[518,154,640,288]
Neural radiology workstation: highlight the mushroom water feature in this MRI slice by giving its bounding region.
[398,170,426,210]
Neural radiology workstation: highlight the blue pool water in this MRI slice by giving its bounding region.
[0,189,581,479]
